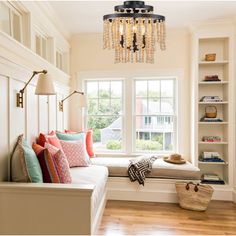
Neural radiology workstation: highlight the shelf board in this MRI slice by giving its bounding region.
[199,161,228,165]
[198,142,228,145]
[198,81,228,85]
[198,60,229,65]
[198,101,228,105]
[198,122,228,125]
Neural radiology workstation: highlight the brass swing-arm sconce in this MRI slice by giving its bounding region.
[59,90,85,112]
[17,70,56,108]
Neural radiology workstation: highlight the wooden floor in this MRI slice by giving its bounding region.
[98,200,236,235]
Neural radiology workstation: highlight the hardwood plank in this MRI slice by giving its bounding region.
[97,200,236,235]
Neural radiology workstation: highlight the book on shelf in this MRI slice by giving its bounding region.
[202,136,221,142]
[201,174,225,185]
[204,75,220,82]
[200,117,223,122]
[199,96,222,102]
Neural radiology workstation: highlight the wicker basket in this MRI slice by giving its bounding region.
[205,106,217,118]
[205,53,216,61]
[175,182,214,211]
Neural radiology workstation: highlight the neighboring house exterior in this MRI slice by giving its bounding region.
[101,99,174,150]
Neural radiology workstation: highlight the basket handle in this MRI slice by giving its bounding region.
[205,105,217,114]
[185,182,199,192]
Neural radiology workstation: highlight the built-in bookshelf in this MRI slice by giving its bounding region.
[192,34,235,187]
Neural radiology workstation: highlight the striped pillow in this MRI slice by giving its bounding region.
[32,143,60,183]
[44,142,72,184]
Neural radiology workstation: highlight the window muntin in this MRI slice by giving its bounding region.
[135,79,176,152]
[35,32,49,60]
[85,80,123,153]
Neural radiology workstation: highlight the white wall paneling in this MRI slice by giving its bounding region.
[0,75,9,181]
[38,95,49,134]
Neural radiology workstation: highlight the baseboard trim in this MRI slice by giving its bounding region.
[107,177,234,202]
[233,188,236,203]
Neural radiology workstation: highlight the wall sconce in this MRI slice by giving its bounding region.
[59,90,86,112]
[16,70,56,108]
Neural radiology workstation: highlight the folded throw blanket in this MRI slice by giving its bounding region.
[128,156,158,185]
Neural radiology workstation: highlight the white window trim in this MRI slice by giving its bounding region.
[77,69,183,157]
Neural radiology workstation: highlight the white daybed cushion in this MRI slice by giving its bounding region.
[90,157,200,180]
[70,165,108,218]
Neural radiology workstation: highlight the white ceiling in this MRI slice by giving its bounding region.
[49,1,236,35]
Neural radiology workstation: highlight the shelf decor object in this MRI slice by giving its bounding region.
[16,70,56,108]
[103,1,166,63]
[59,90,86,112]
[205,53,216,61]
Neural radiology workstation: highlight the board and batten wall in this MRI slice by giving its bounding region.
[70,28,191,159]
[0,32,70,182]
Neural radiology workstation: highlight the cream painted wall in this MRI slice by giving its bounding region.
[70,28,191,159]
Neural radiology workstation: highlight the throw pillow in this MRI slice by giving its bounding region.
[32,143,60,183]
[60,140,89,167]
[86,128,95,158]
[56,131,90,162]
[44,142,72,183]
[11,134,31,182]
[11,134,43,183]
[37,131,62,150]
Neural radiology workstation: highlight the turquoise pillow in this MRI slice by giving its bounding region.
[56,132,85,141]
[23,140,43,183]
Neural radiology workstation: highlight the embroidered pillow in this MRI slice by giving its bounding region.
[56,131,90,161]
[32,143,60,183]
[44,142,72,183]
[60,140,89,167]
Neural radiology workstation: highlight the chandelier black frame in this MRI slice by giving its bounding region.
[103,1,166,63]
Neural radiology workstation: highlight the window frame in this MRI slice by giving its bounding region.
[133,77,178,154]
[84,78,126,154]
[79,69,181,157]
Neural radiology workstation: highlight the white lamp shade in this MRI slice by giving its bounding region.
[35,74,56,95]
[78,94,87,108]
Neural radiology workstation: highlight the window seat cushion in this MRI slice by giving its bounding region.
[90,157,200,180]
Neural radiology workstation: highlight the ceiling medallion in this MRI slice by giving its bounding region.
[103,1,166,64]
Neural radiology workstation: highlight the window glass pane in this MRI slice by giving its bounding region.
[35,35,41,55]
[136,80,147,97]
[136,98,148,114]
[12,12,21,42]
[111,81,122,98]
[42,37,47,59]
[0,3,10,35]
[98,99,110,114]
[87,81,98,98]
[87,115,122,152]
[110,98,122,115]
[161,80,174,97]
[88,99,98,114]
[161,98,174,114]
[99,81,110,98]
[148,98,160,114]
[148,80,160,97]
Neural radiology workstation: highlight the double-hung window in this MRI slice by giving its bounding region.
[85,80,124,153]
[134,78,176,152]
[84,76,177,154]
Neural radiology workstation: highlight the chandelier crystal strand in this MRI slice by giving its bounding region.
[130,18,134,63]
[123,17,127,63]
[160,21,166,50]
[103,1,166,63]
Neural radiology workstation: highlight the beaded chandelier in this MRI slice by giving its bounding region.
[103,1,166,64]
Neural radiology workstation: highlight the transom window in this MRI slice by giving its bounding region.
[84,77,177,154]
[85,80,123,152]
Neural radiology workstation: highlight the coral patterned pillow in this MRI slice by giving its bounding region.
[86,128,95,158]
[60,140,89,167]
[44,142,72,183]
